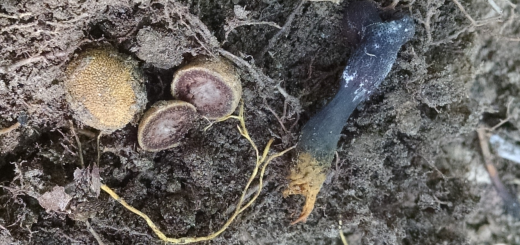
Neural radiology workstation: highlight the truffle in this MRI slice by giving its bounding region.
[137,100,197,152]
[65,48,147,132]
[171,57,242,119]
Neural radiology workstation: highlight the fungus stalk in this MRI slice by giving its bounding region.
[283,2,415,224]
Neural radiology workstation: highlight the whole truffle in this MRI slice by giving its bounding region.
[137,100,197,152]
[171,57,242,119]
[65,48,147,132]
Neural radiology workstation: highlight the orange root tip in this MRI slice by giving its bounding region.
[284,152,328,225]
[290,194,317,225]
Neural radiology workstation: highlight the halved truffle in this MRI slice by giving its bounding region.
[65,48,147,132]
[171,57,242,119]
[137,100,197,152]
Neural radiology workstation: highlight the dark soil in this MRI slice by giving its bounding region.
[0,0,519,244]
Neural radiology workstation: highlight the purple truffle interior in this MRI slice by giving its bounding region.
[175,70,232,118]
[141,105,194,150]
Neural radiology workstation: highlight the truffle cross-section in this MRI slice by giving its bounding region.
[171,58,242,120]
[138,100,197,152]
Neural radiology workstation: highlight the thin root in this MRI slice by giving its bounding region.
[100,103,295,243]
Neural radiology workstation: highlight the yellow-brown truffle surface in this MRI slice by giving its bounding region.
[65,48,146,131]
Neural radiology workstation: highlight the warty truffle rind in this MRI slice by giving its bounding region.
[65,48,147,132]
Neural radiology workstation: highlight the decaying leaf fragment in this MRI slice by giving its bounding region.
[37,186,72,212]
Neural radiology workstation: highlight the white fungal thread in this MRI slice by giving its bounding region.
[364,47,376,57]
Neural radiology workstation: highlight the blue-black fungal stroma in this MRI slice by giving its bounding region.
[284,2,415,224]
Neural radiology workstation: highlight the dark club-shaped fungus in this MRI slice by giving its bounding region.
[283,1,415,224]
[138,100,197,152]
[65,48,147,132]
[171,57,242,120]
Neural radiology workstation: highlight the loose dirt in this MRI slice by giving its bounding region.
[1,0,519,244]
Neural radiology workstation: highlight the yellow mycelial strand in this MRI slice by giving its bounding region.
[101,103,295,243]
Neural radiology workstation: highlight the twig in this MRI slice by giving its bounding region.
[452,0,478,26]
[0,224,12,236]
[429,26,471,46]
[488,0,504,15]
[275,84,301,114]
[452,0,503,27]
[97,132,103,166]
[415,0,440,44]
[264,99,288,133]
[257,0,306,61]
[500,8,516,35]
[224,20,281,43]
[0,39,90,74]
[500,7,520,41]
[169,1,219,50]
[489,98,514,131]
[86,220,105,245]
[0,22,37,33]
[59,142,77,156]
[0,52,61,73]
[418,155,446,179]
[501,0,516,8]
[282,100,288,120]
[77,129,97,138]
[504,37,520,41]
[218,49,269,89]
[338,220,348,245]
[476,128,520,218]
[289,113,300,132]
[382,0,400,10]
[0,122,21,136]
[0,13,32,19]
[219,49,302,111]
[69,121,84,168]
[476,99,520,217]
